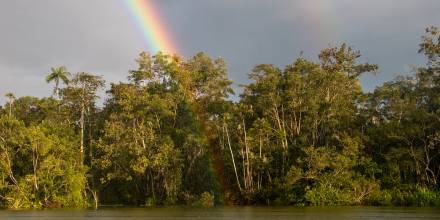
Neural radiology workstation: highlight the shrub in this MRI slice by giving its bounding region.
[366,190,392,206]
[390,186,440,206]
[305,183,352,206]
[193,192,215,207]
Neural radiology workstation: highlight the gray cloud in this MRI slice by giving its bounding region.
[1,0,439,104]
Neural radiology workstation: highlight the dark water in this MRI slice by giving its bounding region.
[1,207,439,220]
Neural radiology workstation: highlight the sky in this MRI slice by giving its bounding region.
[0,0,439,104]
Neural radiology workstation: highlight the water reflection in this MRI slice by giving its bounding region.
[0,206,439,220]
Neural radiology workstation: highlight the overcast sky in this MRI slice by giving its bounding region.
[1,0,439,104]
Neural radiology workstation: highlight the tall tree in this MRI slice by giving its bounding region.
[62,72,104,164]
[4,93,16,117]
[46,66,70,98]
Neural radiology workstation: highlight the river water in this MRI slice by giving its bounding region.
[0,206,439,219]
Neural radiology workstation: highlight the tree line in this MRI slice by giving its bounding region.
[0,26,439,208]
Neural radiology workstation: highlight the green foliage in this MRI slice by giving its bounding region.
[390,186,440,206]
[1,26,440,208]
[366,190,393,206]
[93,52,228,205]
[46,66,70,97]
[0,116,87,208]
[304,182,352,206]
[192,192,215,207]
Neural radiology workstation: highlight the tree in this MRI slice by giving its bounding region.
[2,27,440,208]
[419,26,440,68]
[62,72,105,164]
[0,115,87,208]
[364,27,440,190]
[4,93,15,117]
[46,66,70,98]
[94,53,183,205]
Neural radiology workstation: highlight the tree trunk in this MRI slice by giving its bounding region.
[225,123,242,191]
[242,119,252,191]
[32,146,39,191]
[80,103,85,164]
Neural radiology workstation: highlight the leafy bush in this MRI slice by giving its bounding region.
[366,190,393,206]
[391,186,440,206]
[193,192,215,207]
[305,183,352,206]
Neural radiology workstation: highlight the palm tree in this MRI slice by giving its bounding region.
[46,66,70,98]
[4,92,15,117]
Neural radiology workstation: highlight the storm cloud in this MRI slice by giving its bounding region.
[0,0,439,104]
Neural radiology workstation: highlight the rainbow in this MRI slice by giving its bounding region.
[124,0,178,54]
